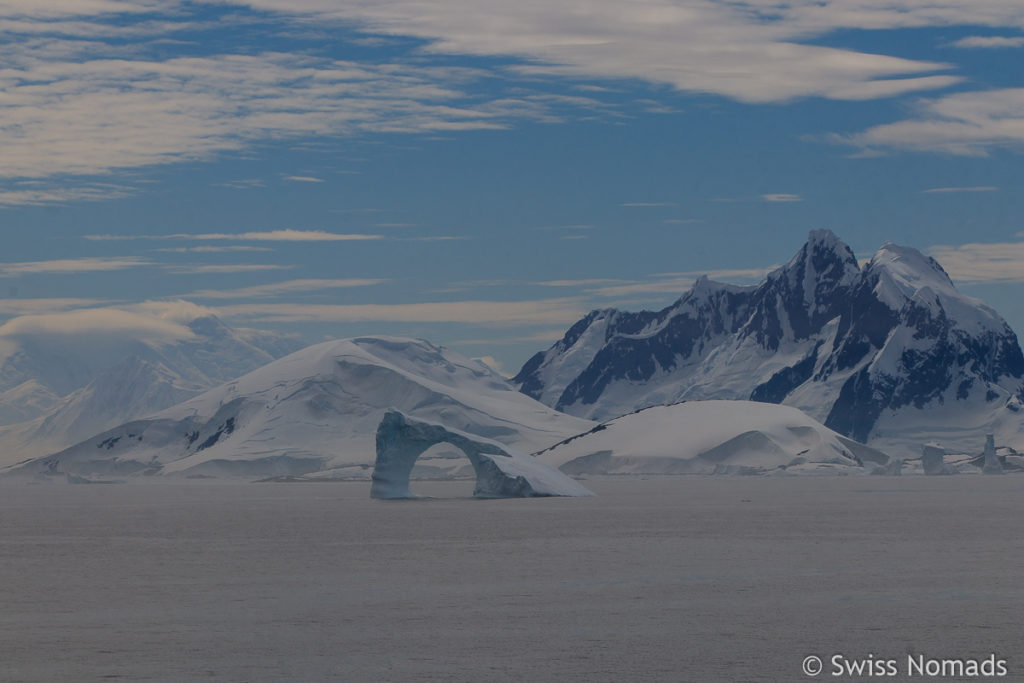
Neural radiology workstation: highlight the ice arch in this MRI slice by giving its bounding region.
[370,410,594,499]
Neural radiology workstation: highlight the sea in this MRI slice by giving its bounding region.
[1,476,1022,682]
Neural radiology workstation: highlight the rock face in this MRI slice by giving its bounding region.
[371,410,594,498]
[515,231,1024,457]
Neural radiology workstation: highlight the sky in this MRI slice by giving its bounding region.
[1,0,1023,375]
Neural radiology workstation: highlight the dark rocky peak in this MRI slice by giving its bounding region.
[739,230,860,348]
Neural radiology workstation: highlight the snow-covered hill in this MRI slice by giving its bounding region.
[536,400,888,476]
[515,231,1024,458]
[0,304,302,459]
[4,337,595,479]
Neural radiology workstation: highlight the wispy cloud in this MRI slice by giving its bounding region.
[223,0,972,104]
[401,235,468,242]
[217,179,265,189]
[218,298,588,325]
[0,41,582,198]
[183,278,389,299]
[85,230,385,242]
[620,202,677,207]
[154,246,273,253]
[587,277,696,298]
[0,0,1004,205]
[472,355,508,376]
[928,241,1024,283]
[164,264,292,275]
[762,193,803,203]
[0,257,150,275]
[282,175,324,183]
[921,186,999,194]
[950,36,1024,49]
[0,310,188,342]
[0,298,112,316]
[449,330,570,345]
[0,184,135,206]
[535,278,626,287]
[830,88,1024,156]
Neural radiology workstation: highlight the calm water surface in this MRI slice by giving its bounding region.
[1,476,1022,682]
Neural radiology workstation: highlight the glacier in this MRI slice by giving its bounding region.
[371,410,594,498]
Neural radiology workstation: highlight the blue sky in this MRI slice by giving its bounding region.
[1,1,1023,374]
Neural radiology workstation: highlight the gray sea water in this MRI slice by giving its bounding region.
[1,476,1022,682]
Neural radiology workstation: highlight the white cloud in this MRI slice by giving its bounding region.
[589,277,697,298]
[164,264,292,274]
[3,0,1007,200]
[217,179,266,189]
[0,44,569,195]
[86,229,385,242]
[125,299,219,323]
[832,88,1024,155]
[762,193,803,202]
[472,355,508,377]
[219,0,974,105]
[588,264,778,297]
[0,257,150,275]
[0,298,112,315]
[217,298,588,325]
[950,36,1024,49]
[921,186,999,193]
[0,183,135,206]
[0,308,196,342]
[535,278,626,287]
[449,330,569,345]
[282,175,324,183]
[928,241,1024,283]
[183,277,389,299]
[0,1,160,19]
[154,246,273,253]
[702,266,780,281]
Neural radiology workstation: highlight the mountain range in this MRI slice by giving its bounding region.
[514,230,1024,457]
[3,337,595,479]
[2,230,1022,478]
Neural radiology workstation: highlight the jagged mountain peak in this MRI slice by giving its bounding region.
[515,233,1024,456]
[679,275,753,303]
[770,229,860,298]
[868,241,957,303]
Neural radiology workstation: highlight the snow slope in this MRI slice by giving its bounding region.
[536,400,889,476]
[0,310,302,461]
[516,231,1024,458]
[5,337,595,479]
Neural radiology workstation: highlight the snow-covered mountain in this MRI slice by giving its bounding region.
[515,231,1024,457]
[0,306,303,459]
[536,401,889,475]
[4,337,595,479]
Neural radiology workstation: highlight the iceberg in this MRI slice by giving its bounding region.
[370,409,594,499]
[982,434,1004,474]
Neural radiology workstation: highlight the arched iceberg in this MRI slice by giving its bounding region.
[370,410,594,499]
